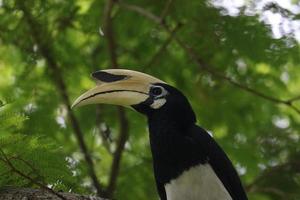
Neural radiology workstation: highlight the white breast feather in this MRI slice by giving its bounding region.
[164,163,232,200]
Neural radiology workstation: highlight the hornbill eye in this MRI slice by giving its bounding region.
[150,86,163,96]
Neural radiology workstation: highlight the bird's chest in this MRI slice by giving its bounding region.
[149,124,207,183]
[164,164,232,200]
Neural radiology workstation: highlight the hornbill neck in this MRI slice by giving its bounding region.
[146,103,198,184]
[148,107,196,134]
[147,98,197,134]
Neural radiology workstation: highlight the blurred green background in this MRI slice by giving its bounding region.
[0,0,300,199]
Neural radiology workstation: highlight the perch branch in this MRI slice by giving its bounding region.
[0,187,106,200]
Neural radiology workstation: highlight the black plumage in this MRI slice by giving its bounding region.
[133,83,248,200]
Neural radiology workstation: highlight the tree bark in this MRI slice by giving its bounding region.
[0,187,106,200]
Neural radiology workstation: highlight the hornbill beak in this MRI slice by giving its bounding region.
[71,69,164,109]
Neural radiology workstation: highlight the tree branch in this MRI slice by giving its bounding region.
[106,107,129,198]
[17,1,105,196]
[103,0,118,69]
[91,40,113,155]
[102,0,130,198]
[0,187,106,200]
[118,2,300,115]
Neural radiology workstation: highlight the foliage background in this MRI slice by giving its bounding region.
[0,0,300,199]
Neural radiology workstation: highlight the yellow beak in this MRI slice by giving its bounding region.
[71,69,164,108]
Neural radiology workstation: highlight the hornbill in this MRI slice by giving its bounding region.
[72,69,248,200]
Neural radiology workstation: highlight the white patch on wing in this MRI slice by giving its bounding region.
[165,163,232,200]
[150,98,166,109]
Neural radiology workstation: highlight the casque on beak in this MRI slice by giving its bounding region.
[71,69,164,109]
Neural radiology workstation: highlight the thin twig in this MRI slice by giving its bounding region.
[102,0,130,198]
[95,106,113,154]
[119,2,162,24]
[160,0,173,20]
[0,149,67,200]
[286,95,300,104]
[246,158,300,192]
[17,1,105,196]
[118,2,300,115]
[143,22,183,71]
[8,156,45,182]
[9,156,38,173]
[252,187,287,198]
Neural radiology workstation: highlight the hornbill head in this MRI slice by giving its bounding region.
[72,69,195,124]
